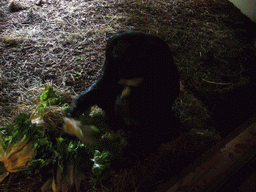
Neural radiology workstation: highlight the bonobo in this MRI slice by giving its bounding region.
[66,31,180,156]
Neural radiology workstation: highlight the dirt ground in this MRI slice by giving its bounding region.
[1,0,256,191]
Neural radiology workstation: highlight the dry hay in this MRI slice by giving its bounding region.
[0,82,74,124]
[0,0,256,191]
[1,0,255,126]
[174,82,211,132]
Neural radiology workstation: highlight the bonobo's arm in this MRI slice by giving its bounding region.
[66,35,122,118]
[66,79,100,118]
[66,75,110,118]
[66,64,121,118]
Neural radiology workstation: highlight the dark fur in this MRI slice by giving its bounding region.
[66,31,180,157]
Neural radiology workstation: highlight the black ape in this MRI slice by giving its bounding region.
[66,31,180,156]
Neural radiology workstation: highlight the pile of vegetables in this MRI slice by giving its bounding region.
[0,85,127,191]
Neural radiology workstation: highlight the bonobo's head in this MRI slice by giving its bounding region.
[105,31,174,79]
[104,31,180,125]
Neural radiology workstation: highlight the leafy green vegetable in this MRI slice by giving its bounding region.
[79,111,111,134]
[33,85,65,116]
[92,150,112,186]
[0,85,131,191]
[0,113,45,149]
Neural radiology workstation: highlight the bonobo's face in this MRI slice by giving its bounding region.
[115,77,144,120]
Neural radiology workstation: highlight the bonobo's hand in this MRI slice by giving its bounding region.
[66,102,80,118]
